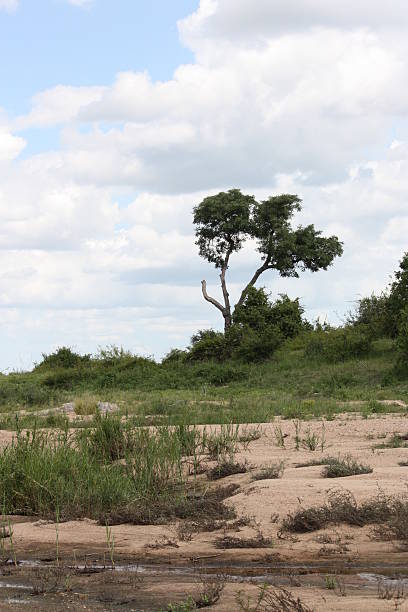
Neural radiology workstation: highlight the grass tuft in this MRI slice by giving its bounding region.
[252,462,285,481]
[281,489,408,537]
[322,455,373,478]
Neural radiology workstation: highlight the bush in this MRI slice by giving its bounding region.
[36,347,90,370]
[188,330,227,362]
[348,293,392,339]
[388,252,408,337]
[233,287,308,340]
[396,307,408,372]
[161,349,188,364]
[304,325,372,363]
[232,325,283,362]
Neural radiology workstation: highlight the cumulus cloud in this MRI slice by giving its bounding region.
[179,0,408,47]
[0,129,25,160]
[13,85,105,130]
[3,0,408,368]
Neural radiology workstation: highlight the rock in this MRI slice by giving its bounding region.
[59,402,76,414]
[97,402,120,414]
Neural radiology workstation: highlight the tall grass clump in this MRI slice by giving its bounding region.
[0,417,236,525]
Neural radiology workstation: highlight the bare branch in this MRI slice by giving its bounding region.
[201,280,226,314]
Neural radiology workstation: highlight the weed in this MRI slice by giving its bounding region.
[374,433,408,449]
[235,584,313,611]
[207,460,247,480]
[239,425,263,445]
[324,575,337,590]
[377,578,405,601]
[281,489,408,535]
[322,455,373,478]
[204,424,239,461]
[215,530,273,549]
[301,422,326,451]
[163,596,196,611]
[293,419,302,451]
[30,565,72,596]
[252,462,285,481]
[193,576,225,608]
[105,522,115,567]
[73,394,99,415]
[273,424,287,448]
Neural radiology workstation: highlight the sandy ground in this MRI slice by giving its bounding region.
[1,412,408,610]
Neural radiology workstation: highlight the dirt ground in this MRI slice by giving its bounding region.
[1,412,408,611]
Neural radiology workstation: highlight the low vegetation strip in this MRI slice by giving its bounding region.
[281,489,408,541]
[0,416,238,525]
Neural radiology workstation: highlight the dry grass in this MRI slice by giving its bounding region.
[235,584,313,611]
[207,460,248,481]
[281,489,407,535]
[214,531,273,549]
[251,461,285,481]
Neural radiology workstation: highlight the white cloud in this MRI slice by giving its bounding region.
[0,0,18,13]
[3,0,408,368]
[179,0,408,48]
[13,85,105,130]
[0,129,25,160]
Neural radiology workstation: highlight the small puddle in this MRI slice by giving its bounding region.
[0,582,32,590]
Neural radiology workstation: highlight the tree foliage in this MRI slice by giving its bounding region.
[193,189,343,331]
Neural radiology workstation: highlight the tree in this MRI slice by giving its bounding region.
[193,189,343,331]
[388,252,408,337]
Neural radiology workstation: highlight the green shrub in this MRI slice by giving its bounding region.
[231,325,282,362]
[36,346,90,370]
[396,307,408,372]
[388,252,408,337]
[348,293,392,339]
[188,329,227,362]
[233,287,307,340]
[322,455,373,478]
[41,367,84,389]
[304,326,372,363]
[162,349,188,364]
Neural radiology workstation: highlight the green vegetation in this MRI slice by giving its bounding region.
[193,189,342,331]
[0,415,240,524]
[0,334,407,429]
[252,461,285,481]
[1,250,408,430]
[321,455,373,478]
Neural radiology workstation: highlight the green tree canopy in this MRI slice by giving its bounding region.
[193,189,343,331]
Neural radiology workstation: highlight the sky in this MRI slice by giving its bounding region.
[1,0,408,371]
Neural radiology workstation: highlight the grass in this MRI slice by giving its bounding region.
[214,532,273,549]
[235,584,313,612]
[252,462,285,480]
[374,433,408,449]
[281,489,408,539]
[0,415,239,525]
[207,460,248,480]
[0,338,407,430]
[322,455,373,478]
